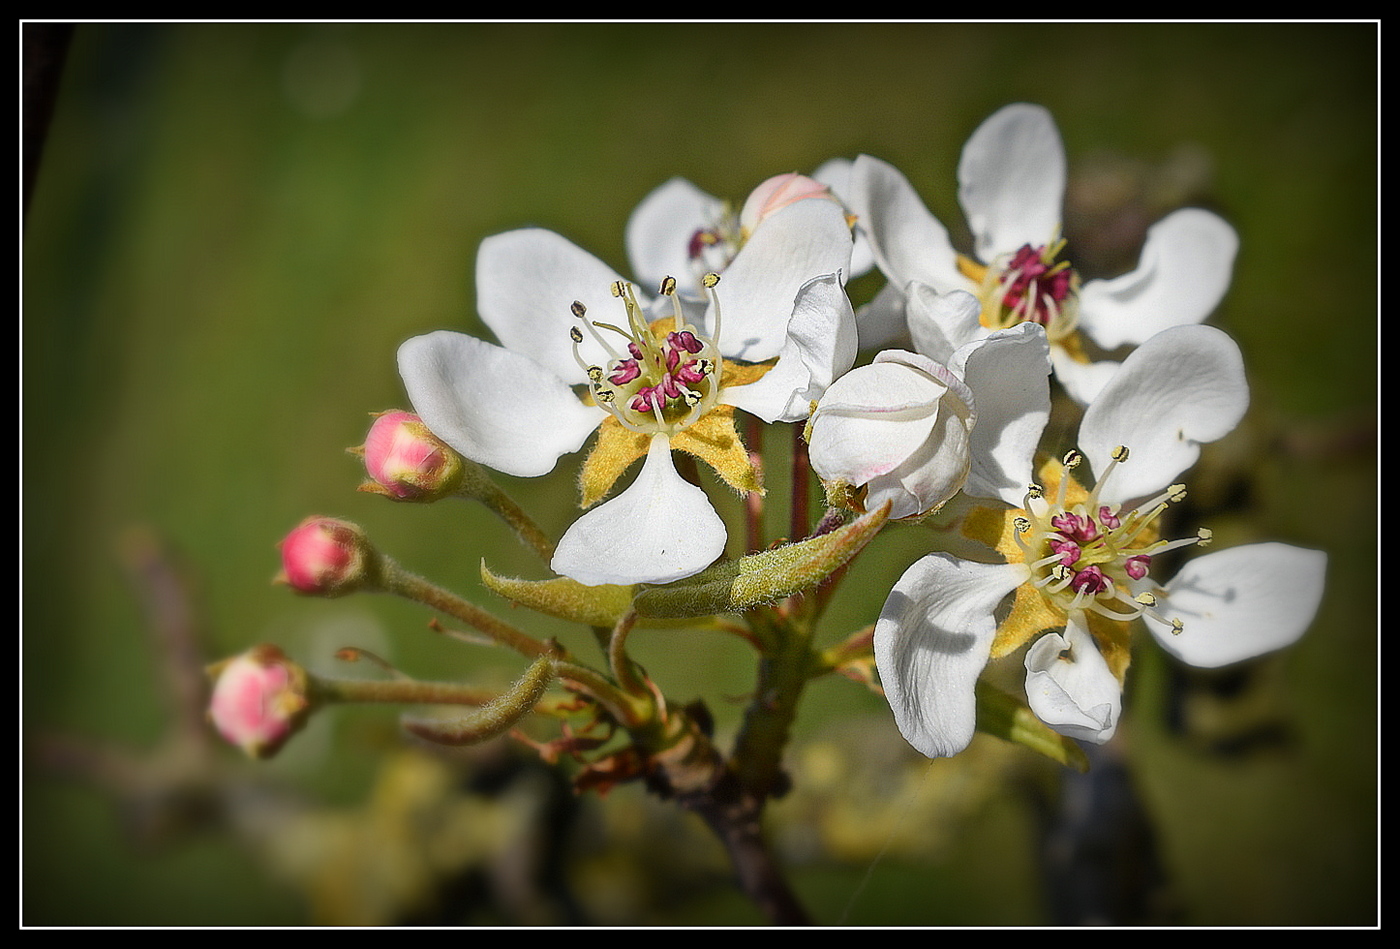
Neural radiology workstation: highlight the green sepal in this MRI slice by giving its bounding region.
[633,501,891,619]
[974,680,1090,772]
[480,562,688,629]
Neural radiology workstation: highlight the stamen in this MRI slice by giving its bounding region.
[1087,444,1129,509]
[1057,451,1082,508]
[701,272,723,343]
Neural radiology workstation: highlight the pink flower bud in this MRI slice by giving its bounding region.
[357,410,463,501]
[276,516,373,596]
[206,644,312,759]
[738,172,838,234]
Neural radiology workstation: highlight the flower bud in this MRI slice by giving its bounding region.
[206,644,312,759]
[276,516,375,596]
[738,172,839,234]
[355,410,464,501]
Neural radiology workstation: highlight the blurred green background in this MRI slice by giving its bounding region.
[23,22,1375,926]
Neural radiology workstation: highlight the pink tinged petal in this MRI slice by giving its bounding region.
[738,172,838,233]
[1153,543,1327,669]
[846,154,962,298]
[809,354,953,480]
[708,198,854,362]
[811,350,975,519]
[476,228,630,380]
[906,282,986,366]
[862,402,973,520]
[398,331,605,479]
[958,104,1066,263]
[1023,614,1121,745]
[721,272,858,423]
[951,322,1052,507]
[550,434,727,586]
[1078,208,1240,350]
[875,554,1028,758]
[625,177,726,295]
[1079,324,1249,506]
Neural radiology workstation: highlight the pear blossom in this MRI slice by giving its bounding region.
[847,103,1239,404]
[398,196,855,587]
[874,324,1325,758]
[807,292,1052,520]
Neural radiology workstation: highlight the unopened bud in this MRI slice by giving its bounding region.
[276,516,375,596]
[206,644,312,759]
[738,172,838,234]
[355,410,464,501]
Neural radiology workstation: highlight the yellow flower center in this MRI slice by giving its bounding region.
[571,275,725,437]
[957,234,1081,345]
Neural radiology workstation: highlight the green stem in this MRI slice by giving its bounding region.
[456,460,557,563]
[375,554,643,725]
[729,606,817,800]
[378,555,552,659]
[308,675,503,707]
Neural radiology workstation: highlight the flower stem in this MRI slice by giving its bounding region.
[307,675,503,707]
[377,555,552,659]
[790,422,810,543]
[746,414,765,553]
[456,459,556,562]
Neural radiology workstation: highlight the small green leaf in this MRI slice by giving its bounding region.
[480,562,688,628]
[634,502,891,618]
[401,654,556,746]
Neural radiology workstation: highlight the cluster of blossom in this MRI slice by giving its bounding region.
[212,103,1325,765]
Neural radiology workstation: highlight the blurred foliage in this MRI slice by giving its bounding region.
[23,22,1375,926]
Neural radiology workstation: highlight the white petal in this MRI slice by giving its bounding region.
[1152,543,1327,668]
[854,281,911,352]
[958,103,1066,262]
[625,177,725,295]
[809,361,945,484]
[863,404,973,520]
[1048,345,1125,407]
[721,272,857,423]
[812,157,876,278]
[846,154,962,295]
[476,228,630,381]
[707,198,854,362]
[875,554,1028,758]
[549,434,727,586]
[810,351,975,519]
[1078,209,1239,350]
[951,322,1051,506]
[906,282,986,366]
[1024,614,1121,744]
[1079,324,1249,505]
[398,331,604,478]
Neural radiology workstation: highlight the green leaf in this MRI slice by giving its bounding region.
[480,562,689,628]
[633,502,891,618]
